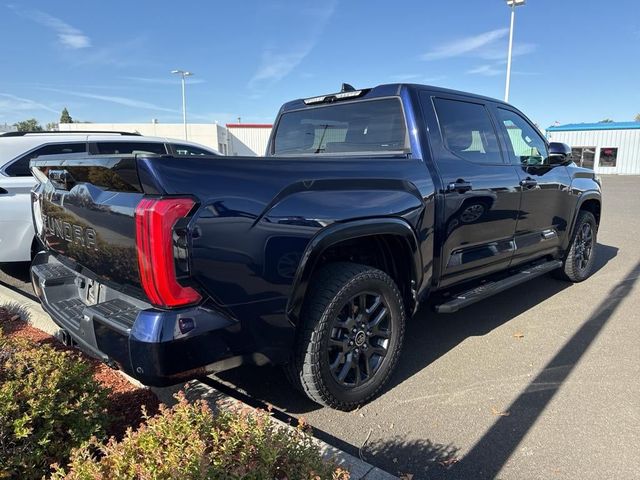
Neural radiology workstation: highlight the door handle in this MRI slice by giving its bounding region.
[0,187,7,195]
[520,178,538,189]
[446,180,473,193]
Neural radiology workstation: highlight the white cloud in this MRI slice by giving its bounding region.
[0,93,58,115]
[8,6,91,49]
[122,76,206,85]
[467,63,540,77]
[250,50,312,86]
[249,0,337,88]
[467,64,503,76]
[389,74,447,84]
[479,42,537,61]
[389,74,423,81]
[421,28,509,60]
[40,88,176,113]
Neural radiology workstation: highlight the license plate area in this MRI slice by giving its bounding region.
[85,278,99,305]
[74,275,101,306]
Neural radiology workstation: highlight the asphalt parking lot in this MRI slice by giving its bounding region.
[2,176,638,479]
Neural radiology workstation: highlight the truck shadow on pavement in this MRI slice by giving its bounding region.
[217,243,618,418]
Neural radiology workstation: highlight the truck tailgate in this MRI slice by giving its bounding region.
[31,154,145,292]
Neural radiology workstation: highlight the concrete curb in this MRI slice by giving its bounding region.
[0,283,397,479]
[153,381,398,480]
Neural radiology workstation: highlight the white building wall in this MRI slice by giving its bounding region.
[59,122,221,151]
[226,125,272,156]
[58,123,271,156]
[546,129,640,175]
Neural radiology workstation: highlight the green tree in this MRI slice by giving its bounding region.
[13,118,43,132]
[599,118,614,123]
[60,107,73,123]
[45,122,59,131]
[634,113,640,122]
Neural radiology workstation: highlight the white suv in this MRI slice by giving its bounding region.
[0,131,219,263]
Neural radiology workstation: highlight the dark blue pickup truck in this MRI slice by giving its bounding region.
[30,83,601,410]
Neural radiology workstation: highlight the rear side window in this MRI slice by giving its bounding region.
[5,142,86,177]
[172,144,214,156]
[272,98,408,155]
[95,142,167,155]
[433,98,501,164]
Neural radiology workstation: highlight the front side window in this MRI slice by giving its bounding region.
[6,142,86,177]
[272,98,408,156]
[599,147,618,167]
[95,142,167,155]
[497,109,548,166]
[433,98,501,164]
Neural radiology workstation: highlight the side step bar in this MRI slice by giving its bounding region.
[434,260,563,314]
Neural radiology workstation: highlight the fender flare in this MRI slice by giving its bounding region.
[286,218,422,322]
[564,191,602,249]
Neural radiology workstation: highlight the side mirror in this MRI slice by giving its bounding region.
[548,142,571,166]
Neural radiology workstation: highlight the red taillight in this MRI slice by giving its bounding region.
[135,197,202,308]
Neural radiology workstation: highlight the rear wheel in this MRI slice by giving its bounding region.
[288,262,405,410]
[556,210,598,282]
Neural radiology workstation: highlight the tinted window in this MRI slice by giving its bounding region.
[172,144,214,156]
[433,98,501,164]
[6,142,86,177]
[272,98,408,155]
[95,142,167,155]
[497,109,548,166]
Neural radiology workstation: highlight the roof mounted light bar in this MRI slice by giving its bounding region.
[303,84,369,105]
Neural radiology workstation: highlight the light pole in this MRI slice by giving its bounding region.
[171,69,193,140]
[504,0,525,103]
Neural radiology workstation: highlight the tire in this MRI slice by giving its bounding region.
[287,262,406,410]
[555,210,598,282]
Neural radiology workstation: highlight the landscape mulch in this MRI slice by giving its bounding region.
[0,306,160,439]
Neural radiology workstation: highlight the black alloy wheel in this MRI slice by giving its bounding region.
[574,221,594,272]
[327,291,391,388]
[556,210,598,282]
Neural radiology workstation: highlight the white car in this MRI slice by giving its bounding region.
[0,131,219,263]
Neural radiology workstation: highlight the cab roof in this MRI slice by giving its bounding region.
[280,83,509,113]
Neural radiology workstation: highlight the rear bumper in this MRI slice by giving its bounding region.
[31,252,246,386]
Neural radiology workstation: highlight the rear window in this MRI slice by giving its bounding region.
[272,98,408,156]
[5,142,86,177]
[95,142,167,155]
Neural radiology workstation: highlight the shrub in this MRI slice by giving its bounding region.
[52,393,349,480]
[0,335,108,479]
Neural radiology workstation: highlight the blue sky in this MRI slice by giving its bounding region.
[1,0,639,129]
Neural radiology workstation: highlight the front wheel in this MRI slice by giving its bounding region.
[556,210,598,282]
[288,262,406,410]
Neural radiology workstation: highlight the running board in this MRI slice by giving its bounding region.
[434,260,563,314]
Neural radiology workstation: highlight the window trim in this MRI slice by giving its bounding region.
[269,96,411,157]
[495,106,549,166]
[431,95,507,166]
[0,141,88,177]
